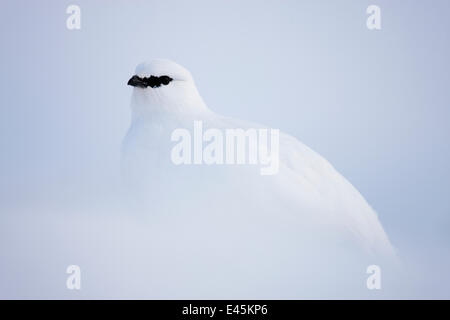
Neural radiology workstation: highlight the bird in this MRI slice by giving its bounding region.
[121,59,399,298]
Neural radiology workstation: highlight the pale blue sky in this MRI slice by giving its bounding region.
[1,0,449,297]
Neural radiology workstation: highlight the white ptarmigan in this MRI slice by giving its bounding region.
[122,59,398,296]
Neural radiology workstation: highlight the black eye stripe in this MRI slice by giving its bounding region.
[137,75,173,88]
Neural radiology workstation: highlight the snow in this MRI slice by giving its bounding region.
[0,60,408,299]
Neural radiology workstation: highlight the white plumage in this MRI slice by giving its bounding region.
[121,59,398,297]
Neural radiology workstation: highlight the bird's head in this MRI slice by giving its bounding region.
[128,59,208,117]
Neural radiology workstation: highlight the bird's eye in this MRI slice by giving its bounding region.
[160,75,173,86]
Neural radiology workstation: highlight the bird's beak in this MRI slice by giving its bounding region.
[127,75,147,88]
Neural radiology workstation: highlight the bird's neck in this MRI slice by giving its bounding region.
[130,92,214,125]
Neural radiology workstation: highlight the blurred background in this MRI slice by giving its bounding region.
[0,0,449,298]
